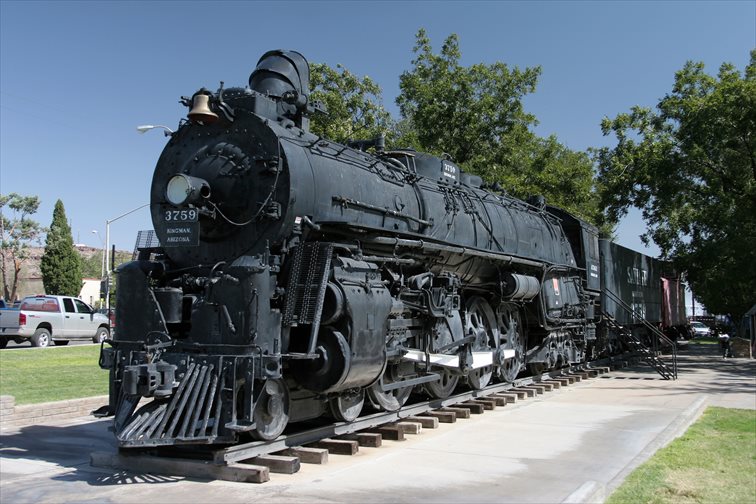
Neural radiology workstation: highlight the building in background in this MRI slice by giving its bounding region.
[79,278,101,307]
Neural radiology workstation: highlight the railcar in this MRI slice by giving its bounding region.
[599,240,687,347]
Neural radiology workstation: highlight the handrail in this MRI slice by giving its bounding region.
[602,288,677,379]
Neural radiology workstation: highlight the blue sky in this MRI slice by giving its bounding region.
[1,1,754,258]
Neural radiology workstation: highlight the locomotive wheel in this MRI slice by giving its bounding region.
[290,328,350,393]
[328,388,365,422]
[251,379,290,441]
[367,363,413,412]
[423,369,460,399]
[497,304,525,383]
[464,297,498,390]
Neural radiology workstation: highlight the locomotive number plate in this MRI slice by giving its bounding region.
[162,206,199,247]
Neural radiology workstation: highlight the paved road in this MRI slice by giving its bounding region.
[1,344,753,503]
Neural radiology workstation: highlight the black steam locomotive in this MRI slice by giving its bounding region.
[100,50,675,448]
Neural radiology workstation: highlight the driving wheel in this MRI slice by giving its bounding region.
[423,369,460,399]
[497,304,525,383]
[464,296,498,390]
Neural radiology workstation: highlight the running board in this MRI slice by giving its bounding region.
[401,349,516,370]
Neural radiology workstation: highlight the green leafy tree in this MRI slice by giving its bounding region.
[40,200,82,296]
[396,30,602,225]
[595,52,756,323]
[80,251,105,279]
[501,135,603,225]
[309,62,395,144]
[397,29,540,169]
[0,193,44,301]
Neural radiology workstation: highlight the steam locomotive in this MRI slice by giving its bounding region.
[100,50,680,448]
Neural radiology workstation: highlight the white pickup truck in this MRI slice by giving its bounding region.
[0,295,110,348]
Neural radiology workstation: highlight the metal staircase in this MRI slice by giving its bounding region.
[602,289,678,380]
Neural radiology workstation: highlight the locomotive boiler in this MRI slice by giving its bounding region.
[101,50,604,448]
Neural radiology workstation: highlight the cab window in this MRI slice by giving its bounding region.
[63,298,76,313]
[73,299,91,313]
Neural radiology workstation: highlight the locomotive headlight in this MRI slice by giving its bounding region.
[166,174,211,206]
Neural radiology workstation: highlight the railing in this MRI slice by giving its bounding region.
[602,288,678,380]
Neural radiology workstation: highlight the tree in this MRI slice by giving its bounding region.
[595,52,756,323]
[309,62,395,145]
[396,30,603,226]
[80,251,105,279]
[397,30,540,168]
[500,135,603,225]
[40,199,82,296]
[0,193,44,301]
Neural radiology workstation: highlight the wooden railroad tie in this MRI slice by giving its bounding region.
[493,391,525,404]
[492,392,518,403]
[340,432,383,448]
[466,398,497,410]
[312,438,360,455]
[509,389,530,399]
[539,380,562,389]
[512,387,537,397]
[488,396,507,406]
[438,406,471,419]
[405,415,440,429]
[366,425,405,441]
[420,410,457,423]
[276,447,328,465]
[394,421,423,434]
[455,402,485,414]
[533,382,555,392]
[244,454,300,474]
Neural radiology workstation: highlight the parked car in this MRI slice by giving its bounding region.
[689,321,712,338]
[0,299,20,309]
[0,302,20,345]
[0,295,110,348]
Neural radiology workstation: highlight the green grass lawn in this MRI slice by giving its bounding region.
[607,407,756,504]
[687,336,719,345]
[0,345,108,404]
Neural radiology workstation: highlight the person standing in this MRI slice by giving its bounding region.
[718,331,731,359]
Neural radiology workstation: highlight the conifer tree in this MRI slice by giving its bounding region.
[40,200,82,296]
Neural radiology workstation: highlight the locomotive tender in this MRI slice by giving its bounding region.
[101,50,671,448]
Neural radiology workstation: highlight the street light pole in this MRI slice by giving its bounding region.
[91,230,105,278]
[104,203,150,310]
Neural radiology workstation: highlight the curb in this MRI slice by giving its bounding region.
[0,394,108,429]
[606,394,708,494]
[562,481,605,504]
[564,394,708,504]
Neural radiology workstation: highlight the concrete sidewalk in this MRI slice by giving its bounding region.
[0,343,753,503]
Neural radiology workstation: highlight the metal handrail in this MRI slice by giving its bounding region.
[602,288,677,379]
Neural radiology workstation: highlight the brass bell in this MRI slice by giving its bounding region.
[188,92,219,123]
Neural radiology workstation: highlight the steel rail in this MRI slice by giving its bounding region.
[211,354,632,464]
